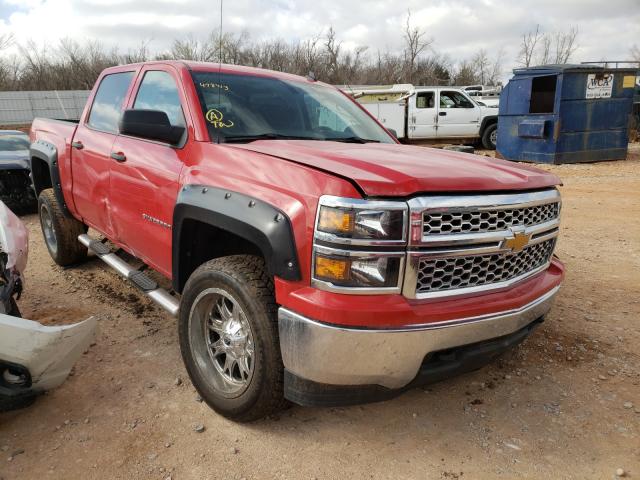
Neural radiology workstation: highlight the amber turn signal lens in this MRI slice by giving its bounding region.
[318,206,353,234]
[315,255,350,281]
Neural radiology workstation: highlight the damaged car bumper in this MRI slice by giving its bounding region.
[279,286,559,406]
[0,314,97,409]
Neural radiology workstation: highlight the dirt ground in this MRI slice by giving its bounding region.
[1,144,639,480]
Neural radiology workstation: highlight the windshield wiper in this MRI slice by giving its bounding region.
[323,136,380,144]
[222,133,381,144]
[222,133,318,143]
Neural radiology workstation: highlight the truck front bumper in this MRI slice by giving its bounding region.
[278,285,559,406]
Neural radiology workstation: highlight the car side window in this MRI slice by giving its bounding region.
[87,72,135,133]
[440,91,475,109]
[133,71,186,127]
[416,92,435,109]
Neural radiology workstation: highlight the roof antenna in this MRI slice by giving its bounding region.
[216,0,224,143]
[218,0,223,69]
[307,71,317,82]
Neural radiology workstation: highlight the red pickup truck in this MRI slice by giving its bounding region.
[30,61,564,421]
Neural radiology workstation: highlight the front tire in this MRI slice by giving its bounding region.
[178,255,286,422]
[38,189,87,266]
[481,123,498,150]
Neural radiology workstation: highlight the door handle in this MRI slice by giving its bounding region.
[110,152,126,162]
[71,141,84,150]
[439,112,447,116]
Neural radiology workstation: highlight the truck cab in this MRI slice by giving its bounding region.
[411,87,481,138]
[345,84,499,149]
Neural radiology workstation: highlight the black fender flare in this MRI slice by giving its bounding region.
[480,115,498,135]
[172,185,301,292]
[29,140,71,217]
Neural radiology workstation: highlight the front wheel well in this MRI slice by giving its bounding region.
[30,157,52,196]
[480,117,498,136]
[175,219,264,293]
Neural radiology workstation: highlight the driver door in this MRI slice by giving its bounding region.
[436,90,481,137]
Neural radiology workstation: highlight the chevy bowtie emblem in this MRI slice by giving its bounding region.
[503,229,531,253]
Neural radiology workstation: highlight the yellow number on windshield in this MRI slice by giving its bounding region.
[205,109,234,128]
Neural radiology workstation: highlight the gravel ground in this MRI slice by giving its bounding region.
[0,144,639,480]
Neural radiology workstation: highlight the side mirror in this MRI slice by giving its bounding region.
[119,109,185,145]
[387,128,398,139]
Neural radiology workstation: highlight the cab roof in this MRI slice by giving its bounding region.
[102,60,315,84]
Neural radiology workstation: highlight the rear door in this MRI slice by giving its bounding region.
[108,66,189,277]
[71,70,136,236]
[436,90,481,138]
[410,90,437,138]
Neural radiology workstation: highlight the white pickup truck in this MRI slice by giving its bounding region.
[342,84,499,149]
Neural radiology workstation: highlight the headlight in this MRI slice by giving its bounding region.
[312,196,408,294]
[314,196,407,245]
[313,248,403,289]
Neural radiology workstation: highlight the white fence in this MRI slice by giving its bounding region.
[0,90,90,125]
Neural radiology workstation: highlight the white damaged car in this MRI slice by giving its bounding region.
[0,201,96,411]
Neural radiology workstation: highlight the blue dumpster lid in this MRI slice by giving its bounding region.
[513,64,638,75]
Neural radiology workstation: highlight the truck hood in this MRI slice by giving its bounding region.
[229,141,560,197]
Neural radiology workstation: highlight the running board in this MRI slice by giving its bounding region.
[78,234,179,317]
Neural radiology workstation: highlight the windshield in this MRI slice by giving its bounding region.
[0,134,29,152]
[191,71,394,144]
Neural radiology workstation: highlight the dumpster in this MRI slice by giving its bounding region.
[633,75,640,139]
[496,64,638,163]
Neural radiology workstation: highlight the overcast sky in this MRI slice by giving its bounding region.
[1,0,639,81]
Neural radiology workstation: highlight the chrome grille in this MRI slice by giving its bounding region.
[404,189,561,299]
[416,239,555,294]
[423,202,560,235]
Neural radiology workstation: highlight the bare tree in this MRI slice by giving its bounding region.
[373,49,403,84]
[413,53,452,85]
[403,10,432,83]
[538,35,552,65]
[553,26,578,64]
[0,25,512,91]
[324,26,341,82]
[631,44,640,66]
[0,33,15,89]
[0,33,14,51]
[518,25,542,67]
[122,40,151,64]
[453,60,477,86]
[170,34,217,62]
[472,49,490,85]
[290,35,322,76]
[524,25,579,66]
[487,48,504,86]
[0,54,21,90]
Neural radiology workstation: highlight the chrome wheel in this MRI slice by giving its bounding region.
[40,203,57,256]
[189,288,255,397]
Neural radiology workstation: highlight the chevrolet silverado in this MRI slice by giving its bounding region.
[30,61,564,421]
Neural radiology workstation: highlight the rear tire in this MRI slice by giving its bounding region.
[481,123,498,150]
[178,255,286,422]
[38,189,87,266]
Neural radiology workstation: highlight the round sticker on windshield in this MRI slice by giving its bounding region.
[205,109,234,128]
